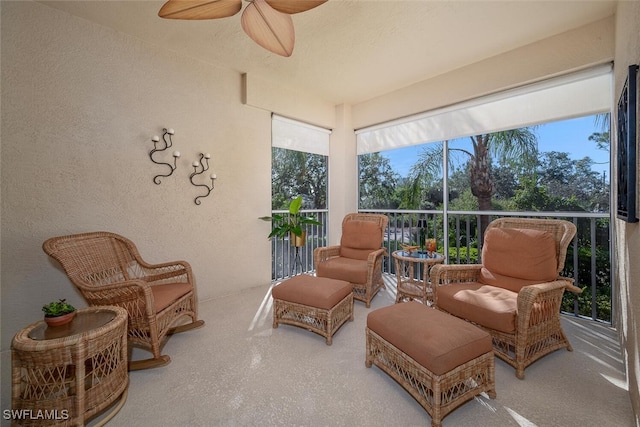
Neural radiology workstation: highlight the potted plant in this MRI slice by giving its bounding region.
[260,196,322,246]
[42,299,76,327]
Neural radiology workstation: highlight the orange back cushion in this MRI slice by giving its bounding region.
[339,220,383,260]
[478,227,558,292]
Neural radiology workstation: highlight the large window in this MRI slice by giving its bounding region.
[358,115,610,212]
[357,66,612,213]
[271,115,329,210]
[269,115,330,280]
[356,66,613,323]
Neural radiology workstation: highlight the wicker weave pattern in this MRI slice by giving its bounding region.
[42,232,203,366]
[393,251,445,305]
[430,218,578,379]
[11,307,129,426]
[366,328,495,427]
[314,214,388,308]
[273,292,353,345]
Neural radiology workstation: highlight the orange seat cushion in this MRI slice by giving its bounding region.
[367,301,492,376]
[436,282,518,333]
[339,220,383,260]
[479,227,558,292]
[151,282,193,313]
[272,275,352,310]
[316,257,368,284]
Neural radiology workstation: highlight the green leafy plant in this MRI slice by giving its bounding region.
[260,195,322,239]
[42,299,76,317]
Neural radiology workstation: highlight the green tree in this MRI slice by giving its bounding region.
[407,129,538,234]
[358,152,401,209]
[448,188,478,211]
[446,164,469,203]
[510,177,553,211]
[271,147,327,209]
[590,112,611,151]
[537,151,609,211]
[491,164,520,201]
[468,130,538,232]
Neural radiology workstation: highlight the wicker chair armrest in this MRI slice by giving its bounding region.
[517,279,569,305]
[80,279,156,317]
[561,277,582,294]
[141,261,193,285]
[314,246,341,263]
[430,264,482,307]
[365,248,387,280]
[143,258,189,268]
[130,250,184,267]
[430,264,483,285]
[366,247,387,263]
[516,279,568,331]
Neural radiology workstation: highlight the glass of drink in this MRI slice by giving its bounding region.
[426,238,437,257]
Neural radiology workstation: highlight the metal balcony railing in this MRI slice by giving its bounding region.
[267,209,612,324]
[268,209,328,280]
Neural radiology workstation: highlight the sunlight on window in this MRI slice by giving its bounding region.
[505,406,538,427]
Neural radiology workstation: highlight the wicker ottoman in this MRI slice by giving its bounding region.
[366,301,496,427]
[272,275,353,345]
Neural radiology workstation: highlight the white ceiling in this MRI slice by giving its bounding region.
[39,0,617,105]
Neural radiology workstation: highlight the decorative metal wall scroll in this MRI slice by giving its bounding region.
[148,128,217,205]
[149,128,180,184]
[189,152,216,205]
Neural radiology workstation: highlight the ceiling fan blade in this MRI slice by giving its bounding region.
[241,0,295,57]
[159,0,242,20]
[264,0,328,15]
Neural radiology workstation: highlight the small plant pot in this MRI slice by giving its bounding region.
[291,231,307,247]
[44,311,76,327]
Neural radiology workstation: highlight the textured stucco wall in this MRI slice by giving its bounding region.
[614,1,640,423]
[0,1,275,351]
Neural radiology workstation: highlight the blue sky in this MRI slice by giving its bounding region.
[382,115,610,179]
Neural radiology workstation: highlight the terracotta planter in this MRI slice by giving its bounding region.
[291,231,307,247]
[44,311,76,327]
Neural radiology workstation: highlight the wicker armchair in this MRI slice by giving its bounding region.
[430,218,580,379]
[314,213,388,307]
[43,231,205,370]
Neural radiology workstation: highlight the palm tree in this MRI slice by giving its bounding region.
[589,113,610,152]
[406,128,539,235]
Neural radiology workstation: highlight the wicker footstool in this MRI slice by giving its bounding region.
[366,301,496,427]
[272,275,353,345]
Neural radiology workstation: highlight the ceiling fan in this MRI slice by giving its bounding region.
[158,0,327,57]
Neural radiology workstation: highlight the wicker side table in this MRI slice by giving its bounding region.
[11,306,129,426]
[392,250,445,305]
